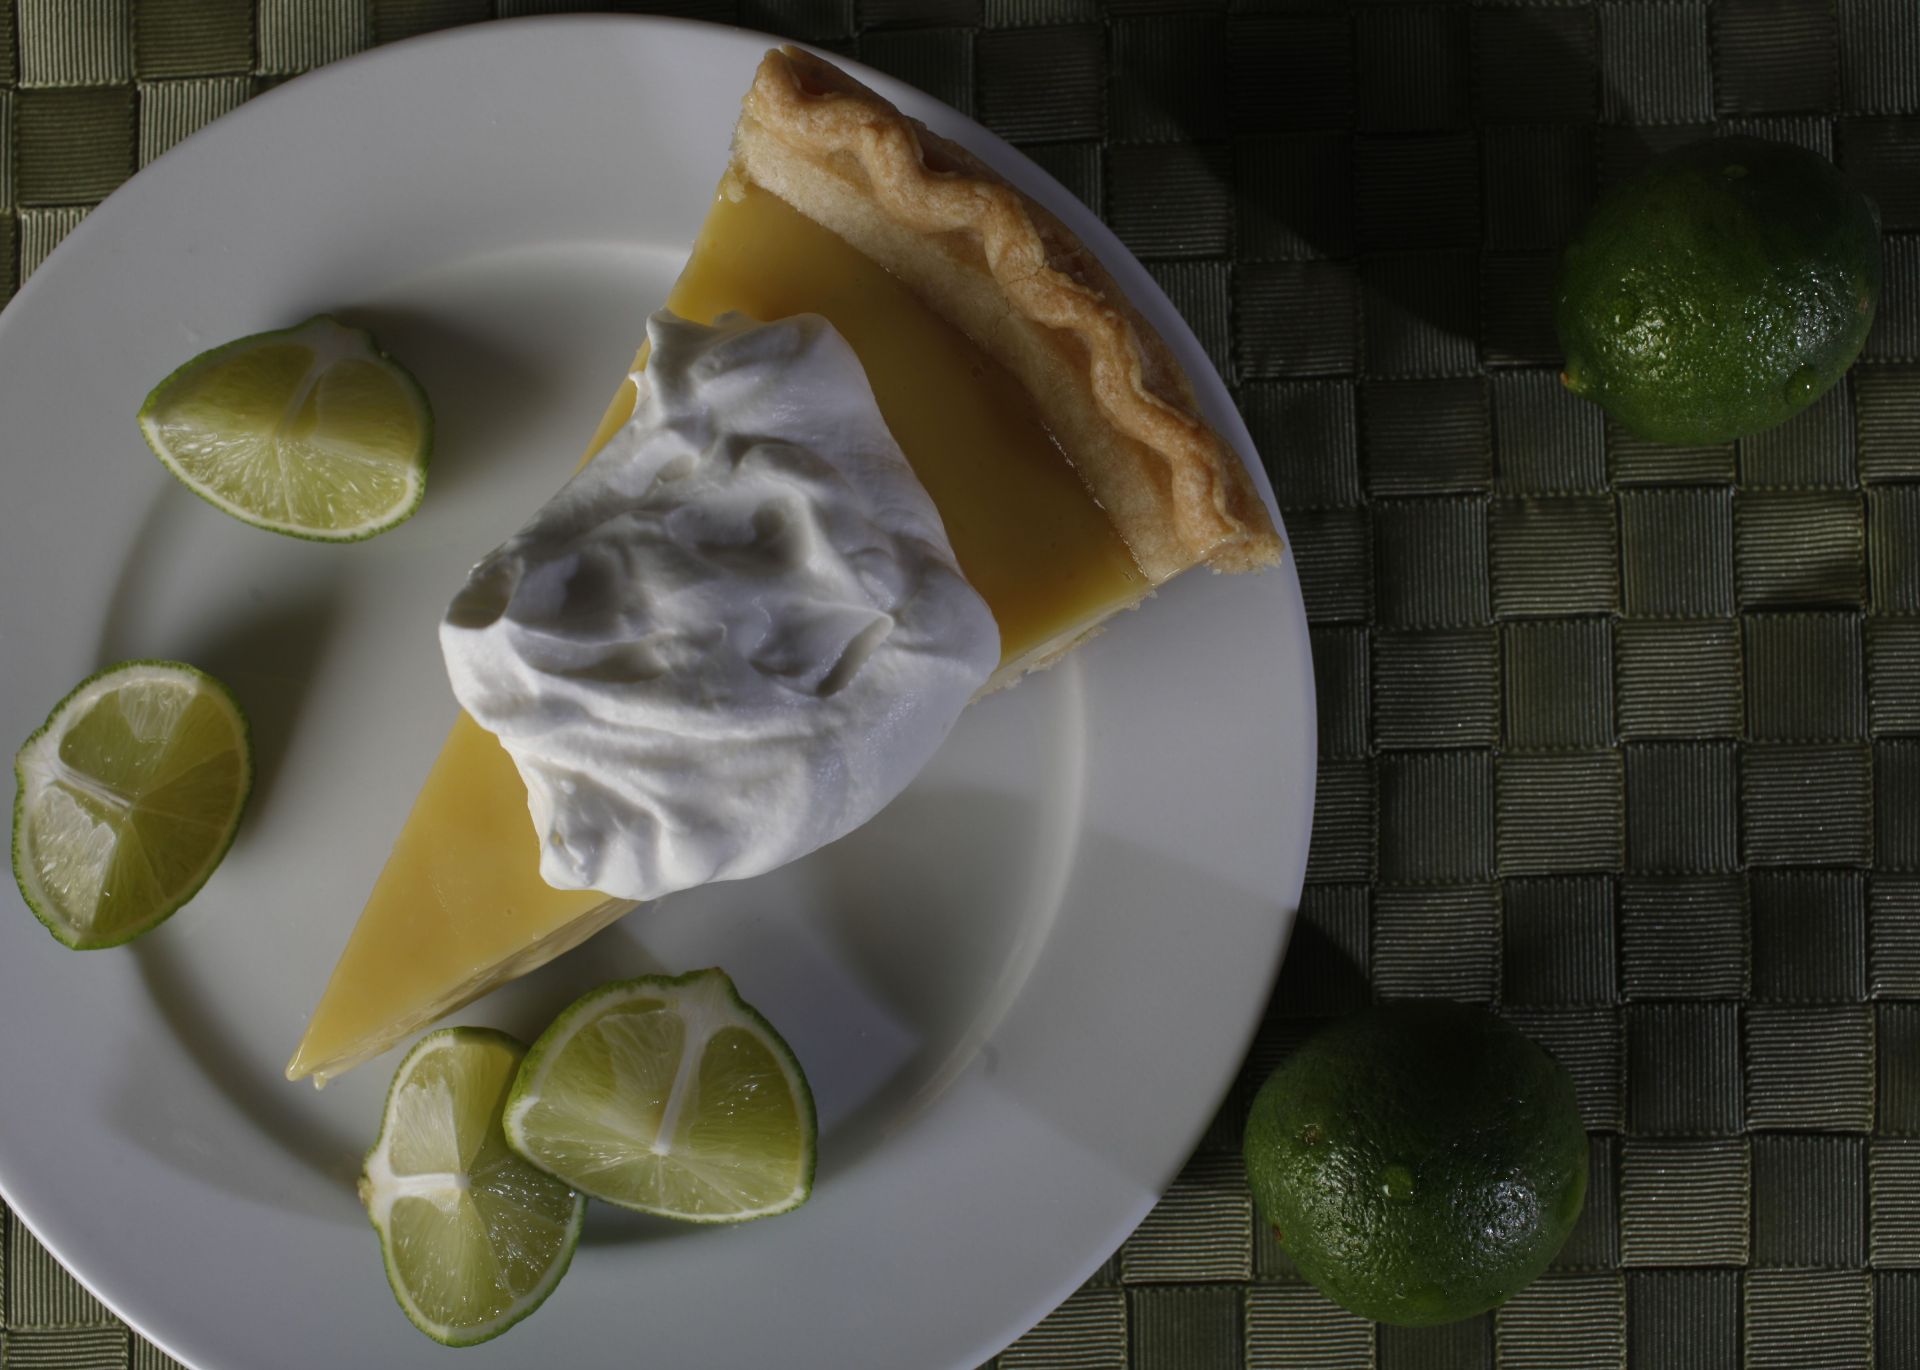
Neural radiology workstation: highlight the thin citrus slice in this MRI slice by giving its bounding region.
[137,315,432,541]
[504,968,816,1223]
[360,1028,585,1347]
[12,661,251,949]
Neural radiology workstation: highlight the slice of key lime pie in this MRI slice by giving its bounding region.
[286,47,1281,1085]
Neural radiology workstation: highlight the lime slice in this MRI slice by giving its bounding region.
[13,661,251,949]
[137,315,432,541]
[360,1028,585,1347]
[504,968,816,1223]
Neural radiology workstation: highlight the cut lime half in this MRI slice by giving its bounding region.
[12,661,251,949]
[138,315,432,541]
[504,968,816,1223]
[361,1028,585,1347]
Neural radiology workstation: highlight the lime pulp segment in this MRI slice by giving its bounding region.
[503,968,816,1223]
[137,315,431,541]
[12,661,251,949]
[361,1028,585,1347]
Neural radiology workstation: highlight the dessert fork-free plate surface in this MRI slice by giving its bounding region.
[0,17,1314,1369]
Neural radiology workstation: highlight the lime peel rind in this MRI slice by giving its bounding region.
[361,1027,585,1348]
[1553,136,1881,446]
[503,967,817,1224]
[12,660,252,950]
[137,315,433,543]
[1243,1002,1589,1327]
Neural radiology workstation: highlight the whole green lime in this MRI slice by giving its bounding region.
[1243,1002,1588,1326]
[1555,135,1880,445]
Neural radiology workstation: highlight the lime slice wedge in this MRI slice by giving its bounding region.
[360,1028,585,1347]
[504,968,816,1223]
[13,661,251,949]
[137,315,432,541]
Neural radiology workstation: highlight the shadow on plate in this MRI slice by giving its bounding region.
[801,783,1055,1186]
[119,932,364,1218]
[560,778,1054,1246]
[91,489,196,670]
[114,729,1267,1241]
[175,584,343,836]
[954,819,1290,1197]
[582,788,1287,1241]
[332,302,583,500]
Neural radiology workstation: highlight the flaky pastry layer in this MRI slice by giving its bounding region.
[731,47,1283,584]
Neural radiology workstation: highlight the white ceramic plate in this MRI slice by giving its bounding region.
[0,17,1313,1369]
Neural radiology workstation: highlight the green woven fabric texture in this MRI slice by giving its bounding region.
[6,1,1920,1367]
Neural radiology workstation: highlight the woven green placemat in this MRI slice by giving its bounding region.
[7,1,1920,1367]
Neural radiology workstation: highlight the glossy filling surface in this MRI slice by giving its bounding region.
[287,716,627,1083]
[661,182,1148,663]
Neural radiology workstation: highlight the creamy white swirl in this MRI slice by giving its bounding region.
[440,310,999,902]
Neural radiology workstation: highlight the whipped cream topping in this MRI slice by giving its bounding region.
[440,310,999,902]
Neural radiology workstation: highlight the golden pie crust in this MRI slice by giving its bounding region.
[730,47,1284,585]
